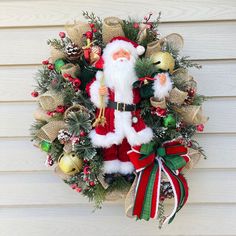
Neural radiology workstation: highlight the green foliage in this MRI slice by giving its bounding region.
[47,38,65,50]
[82,11,104,47]
[122,18,140,42]
[74,138,97,160]
[135,58,158,78]
[176,56,202,69]
[192,94,207,106]
[48,139,64,161]
[34,68,53,93]
[65,111,92,136]
[30,120,47,141]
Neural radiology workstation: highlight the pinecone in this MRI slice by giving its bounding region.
[160,181,174,200]
[58,129,71,144]
[65,43,83,61]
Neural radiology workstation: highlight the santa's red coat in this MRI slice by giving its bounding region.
[86,72,153,149]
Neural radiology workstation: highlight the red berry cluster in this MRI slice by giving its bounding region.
[46,105,67,117]
[63,73,81,91]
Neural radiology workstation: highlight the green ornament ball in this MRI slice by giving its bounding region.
[163,114,176,128]
[40,140,51,152]
[54,59,66,73]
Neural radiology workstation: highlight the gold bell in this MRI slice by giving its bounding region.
[58,152,83,176]
[151,51,175,74]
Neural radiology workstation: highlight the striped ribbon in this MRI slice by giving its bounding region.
[127,141,190,224]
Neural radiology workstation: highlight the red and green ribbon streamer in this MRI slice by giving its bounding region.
[128,140,190,224]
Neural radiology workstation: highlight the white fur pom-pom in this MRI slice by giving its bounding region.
[136,45,145,55]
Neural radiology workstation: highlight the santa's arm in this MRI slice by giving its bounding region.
[86,71,109,108]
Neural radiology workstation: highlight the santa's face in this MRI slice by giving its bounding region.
[103,43,138,93]
[112,49,131,62]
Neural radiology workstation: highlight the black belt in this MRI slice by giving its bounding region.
[108,101,138,112]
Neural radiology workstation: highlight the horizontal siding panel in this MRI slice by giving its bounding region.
[0,169,234,206]
[1,60,235,102]
[0,134,235,171]
[0,204,236,236]
[0,98,235,137]
[0,22,236,65]
[0,0,236,27]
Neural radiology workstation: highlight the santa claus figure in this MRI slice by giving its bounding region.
[86,37,172,184]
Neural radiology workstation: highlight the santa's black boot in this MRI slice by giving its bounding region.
[104,173,116,185]
[123,173,135,183]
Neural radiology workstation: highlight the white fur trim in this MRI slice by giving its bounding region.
[89,110,153,148]
[136,45,145,55]
[89,71,108,108]
[89,130,123,148]
[103,160,120,174]
[103,40,138,61]
[126,126,153,147]
[152,73,173,100]
[119,161,134,175]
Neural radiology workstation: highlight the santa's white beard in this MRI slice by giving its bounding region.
[103,57,138,104]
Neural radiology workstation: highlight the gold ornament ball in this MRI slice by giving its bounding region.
[58,152,83,176]
[151,51,175,74]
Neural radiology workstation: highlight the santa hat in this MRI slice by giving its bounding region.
[109,36,145,56]
[94,36,145,69]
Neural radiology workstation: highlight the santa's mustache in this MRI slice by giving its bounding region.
[114,57,129,62]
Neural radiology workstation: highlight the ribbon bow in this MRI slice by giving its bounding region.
[127,140,190,224]
[138,76,156,86]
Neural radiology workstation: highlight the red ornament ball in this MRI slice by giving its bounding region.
[196,124,204,132]
[188,88,196,97]
[89,23,95,28]
[89,181,95,187]
[59,32,66,38]
[48,64,54,70]
[71,184,77,189]
[31,91,39,97]
[42,60,49,65]
[92,28,97,33]
[80,131,86,137]
[133,23,139,29]
[83,166,90,175]
[85,31,93,40]
[56,105,65,113]
[75,187,82,193]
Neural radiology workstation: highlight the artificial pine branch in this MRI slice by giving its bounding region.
[122,17,140,42]
[176,56,202,69]
[47,38,65,50]
[65,111,92,136]
[135,58,158,78]
[82,11,104,47]
[192,94,207,106]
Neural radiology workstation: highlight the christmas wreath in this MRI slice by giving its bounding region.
[30,12,208,227]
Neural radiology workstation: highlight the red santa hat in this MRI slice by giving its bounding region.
[109,36,145,56]
[94,36,145,69]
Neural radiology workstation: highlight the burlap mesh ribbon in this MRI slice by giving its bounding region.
[65,21,91,47]
[50,47,65,63]
[33,107,51,122]
[150,97,166,109]
[36,120,65,142]
[60,63,80,79]
[145,33,184,58]
[184,148,202,171]
[102,17,125,44]
[39,91,64,111]
[174,105,208,125]
[54,165,71,180]
[64,104,90,119]
[168,88,188,105]
[125,175,138,218]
